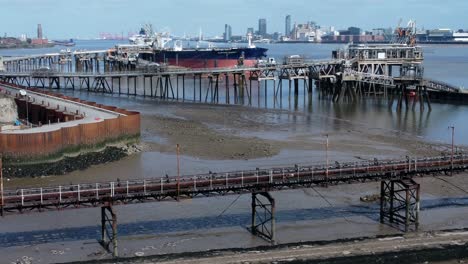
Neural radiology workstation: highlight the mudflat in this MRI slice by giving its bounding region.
[141,103,443,161]
[5,102,449,187]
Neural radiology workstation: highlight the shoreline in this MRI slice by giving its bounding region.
[1,139,143,178]
[0,43,55,49]
[65,228,468,264]
[3,146,127,178]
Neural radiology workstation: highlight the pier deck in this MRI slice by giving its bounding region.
[0,43,464,111]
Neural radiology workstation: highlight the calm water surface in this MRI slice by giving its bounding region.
[1,40,468,145]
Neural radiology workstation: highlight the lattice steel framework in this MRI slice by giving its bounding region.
[380,178,420,232]
[251,192,276,244]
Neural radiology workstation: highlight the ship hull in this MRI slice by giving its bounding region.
[140,47,267,68]
[164,58,257,68]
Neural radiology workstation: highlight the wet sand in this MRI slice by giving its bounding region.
[6,102,445,188]
[143,103,443,159]
[1,101,465,263]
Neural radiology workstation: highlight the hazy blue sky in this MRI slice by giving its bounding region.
[1,0,467,39]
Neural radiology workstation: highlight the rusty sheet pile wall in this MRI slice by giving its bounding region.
[0,84,140,160]
[15,97,81,125]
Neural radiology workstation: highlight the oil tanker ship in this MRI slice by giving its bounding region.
[130,27,267,68]
[144,45,268,68]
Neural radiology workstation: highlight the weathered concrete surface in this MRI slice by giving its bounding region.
[0,85,121,134]
[0,94,18,123]
[0,56,4,71]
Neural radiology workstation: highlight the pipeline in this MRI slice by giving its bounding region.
[1,154,467,215]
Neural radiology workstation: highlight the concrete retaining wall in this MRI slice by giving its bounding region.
[0,95,18,123]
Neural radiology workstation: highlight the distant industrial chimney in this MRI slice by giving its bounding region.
[37,24,43,39]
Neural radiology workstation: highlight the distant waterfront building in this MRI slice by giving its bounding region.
[37,24,43,39]
[32,23,48,45]
[230,35,244,42]
[348,27,361,35]
[272,32,282,41]
[224,24,232,42]
[19,34,27,42]
[338,27,361,36]
[292,23,318,42]
[453,32,468,42]
[428,29,453,41]
[258,18,267,37]
[247,27,254,35]
[285,15,291,37]
[372,28,386,36]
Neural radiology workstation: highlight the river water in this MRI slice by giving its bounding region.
[2,40,468,145]
[2,41,468,262]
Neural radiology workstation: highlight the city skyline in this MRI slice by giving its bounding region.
[1,0,468,38]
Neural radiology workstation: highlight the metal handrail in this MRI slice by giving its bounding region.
[4,154,462,200]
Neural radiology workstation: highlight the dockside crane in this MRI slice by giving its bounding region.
[393,19,417,46]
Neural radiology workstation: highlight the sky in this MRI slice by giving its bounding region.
[0,0,467,39]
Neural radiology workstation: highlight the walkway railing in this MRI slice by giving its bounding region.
[1,154,466,215]
[423,78,461,93]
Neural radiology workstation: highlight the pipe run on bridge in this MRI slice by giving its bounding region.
[94,176,420,256]
[2,153,468,256]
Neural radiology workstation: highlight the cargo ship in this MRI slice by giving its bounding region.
[130,28,267,68]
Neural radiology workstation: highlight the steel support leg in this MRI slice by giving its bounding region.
[100,204,118,257]
[0,156,3,217]
[250,192,275,244]
[380,179,420,232]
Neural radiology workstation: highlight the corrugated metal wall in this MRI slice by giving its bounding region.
[0,87,140,159]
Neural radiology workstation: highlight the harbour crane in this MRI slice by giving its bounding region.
[393,19,417,46]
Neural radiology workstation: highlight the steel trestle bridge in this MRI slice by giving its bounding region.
[1,154,467,256]
[3,154,467,214]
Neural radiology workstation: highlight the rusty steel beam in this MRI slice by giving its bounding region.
[380,178,420,232]
[251,192,276,244]
[100,203,118,257]
[0,155,3,217]
[1,154,467,216]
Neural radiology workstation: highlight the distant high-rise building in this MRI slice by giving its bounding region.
[258,18,267,37]
[37,24,43,39]
[285,15,291,37]
[247,27,254,35]
[348,27,361,35]
[224,24,232,42]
